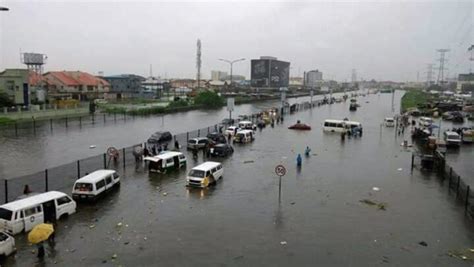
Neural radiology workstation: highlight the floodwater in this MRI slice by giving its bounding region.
[2,91,474,266]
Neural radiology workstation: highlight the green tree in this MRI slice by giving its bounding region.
[0,92,13,107]
[194,91,224,108]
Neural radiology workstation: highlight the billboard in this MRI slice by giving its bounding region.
[251,59,269,87]
[269,60,290,88]
[21,53,46,65]
[251,59,290,88]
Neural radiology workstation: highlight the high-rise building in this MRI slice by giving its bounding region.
[305,70,323,87]
[211,71,228,81]
[251,56,290,88]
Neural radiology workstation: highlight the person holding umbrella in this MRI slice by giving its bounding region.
[28,223,55,258]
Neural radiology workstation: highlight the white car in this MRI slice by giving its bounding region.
[225,126,239,136]
[0,232,15,257]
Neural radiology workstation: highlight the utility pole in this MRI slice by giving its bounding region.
[196,39,202,89]
[425,63,435,87]
[436,49,450,85]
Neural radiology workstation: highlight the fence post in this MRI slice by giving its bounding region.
[411,153,414,171]
[450,167,452,180]
[187,132,189,141]
[50,118,53,131]
[77,160,80,179]
[122,148,126,168]
[207,127,210,134]
[32,118,36,135]
[103,114,106,123]
[103,153,107,169]
[4,180,8,203]
[45,169,49,192]
[198,129,200,137]
[465,186,470,212]
[457,176,461,197]
[79,116,82,127]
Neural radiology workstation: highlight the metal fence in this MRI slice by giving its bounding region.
[0,99,327,204]
[411,151,473,218]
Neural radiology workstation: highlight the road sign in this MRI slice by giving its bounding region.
[275,164,286,177]
[227,98,235,112]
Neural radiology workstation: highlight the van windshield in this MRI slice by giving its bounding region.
[75,183,93,191]
[0,208,12,220]
[189,170,205,178]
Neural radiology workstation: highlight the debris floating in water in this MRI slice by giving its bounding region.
[243,160,254,164]
[280,241,287,245]
[418,241,428,247]
[372,187,380,191]
[397,168,403,171]
[89,145,96,149]
[359,199,387,210]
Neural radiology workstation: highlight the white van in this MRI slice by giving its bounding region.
[384,117,395,127]
[444,131,461,147]
[72,170,120,201]
[144,151,187,173]
[323,119,346,133]
[0,191,76,235]
[238,121,255,130]
[186,161,224,188]
[234,130,254,143]
[345,121,362,131]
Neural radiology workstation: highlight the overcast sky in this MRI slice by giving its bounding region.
[0,0,472,82]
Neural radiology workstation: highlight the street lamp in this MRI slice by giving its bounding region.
[218,58,245,87]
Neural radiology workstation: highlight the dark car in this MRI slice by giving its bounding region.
[207,132,227,144]
[209,144,234,157]
[147,131,172,144]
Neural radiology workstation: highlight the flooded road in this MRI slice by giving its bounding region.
[3,91,474,266]
[0,96,317,178]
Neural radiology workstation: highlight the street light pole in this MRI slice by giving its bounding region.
[218,58,245,88]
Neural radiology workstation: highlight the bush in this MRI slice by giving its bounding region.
[0,92,13,108]
[193,91,224,109]
[168,99,189,108]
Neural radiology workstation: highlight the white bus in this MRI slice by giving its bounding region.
[186,162,224,188]
[0,191,76,235]
[72,170,120,201]
[323,119,346,133]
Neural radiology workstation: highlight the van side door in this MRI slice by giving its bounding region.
[24,205,43,232]
[56,196,73,218]
[105,176,113,190]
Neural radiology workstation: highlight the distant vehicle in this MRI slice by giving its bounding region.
[147,131,172,144]
[209,143,234,157]
[462,128,474,143]
[72,170,120,201]
[225,126,239,136]
[349,102,358,111]
[323,119,346,133]
[221,118,235,125]
[0,191,76,235]
[187,137,210,150]
[443,131,461,148]
[238,121,256,131]
[0,232,15,257]
[418,117,433,127]
[206,132,227,144]
[345,121,363,131]
[186,161,224,188]
[384,117,395,127]
[234,130,254,143]
[144,151,186,173]
[436,139,447,153]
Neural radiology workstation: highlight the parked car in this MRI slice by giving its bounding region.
[147,131,172,144]
[187,137,209,150]
[225,126,239,136]
[0,232,15,257]
[209,144,234,157]
[207,132,227,144]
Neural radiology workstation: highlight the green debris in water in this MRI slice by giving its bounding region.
[359,199,387,210]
